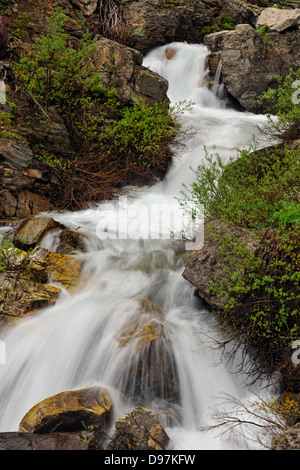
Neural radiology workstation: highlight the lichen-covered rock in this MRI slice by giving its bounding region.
[121,0,214,54]
[107,407,169,450]
[271,423,300,450]
[18,386,113,434]
[0,245,83,324]
[256,7,300,33]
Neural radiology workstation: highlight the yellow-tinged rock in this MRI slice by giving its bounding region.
[107,407,169,450]
[19,386,113,434]
[45,251,83,291]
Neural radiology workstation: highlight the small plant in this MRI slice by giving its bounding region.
[256,24,269,41]
[260,65,300,141]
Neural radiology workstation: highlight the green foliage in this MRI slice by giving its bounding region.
[256,24,269,41]
[180,144,300,229]
[0,106,20,140]
[209,227,300,370]
[180,69,300,376]
[260,66,300,141]
[99,100,180,174]
[201,13,235,36]
[14,7,115,114]
[215,13,235,30]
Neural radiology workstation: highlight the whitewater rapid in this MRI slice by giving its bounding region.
[0,42,275,450]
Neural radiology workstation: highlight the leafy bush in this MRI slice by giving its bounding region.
[260,66,300,141]
[180,144,300,230]
[180,68,300,378]
[98,100,180,176]
[14,7,116,114]
[13,7,180,210]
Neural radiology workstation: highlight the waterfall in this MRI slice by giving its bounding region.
[212,60,225,101]
[0,42,275,449]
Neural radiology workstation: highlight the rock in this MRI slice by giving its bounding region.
[0,16,8,58]
[19,386,113,434]
[271,423,300,450]
[24,246,83,291]
[44,250,83,291]
[92,37,169,105]
[0,139,34,170]
[0,432,93,450]
[13,217,63,250]
[122,0,214,54]
[204,24,300,113]
[107,407,170,450]
[0,269,61,323]
[71,0,98,16]
[0,245,83,324]
[183,219,259,309]
[256,7,300,33]
[0,189,51,219]
[56,228,87,255]
[116,298,180,405]
[219,0,262,27]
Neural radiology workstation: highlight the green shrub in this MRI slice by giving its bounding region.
[180,144,300,229]
[180,67,300,378]
[260,66,300,141]
[13,7,181,210]
[98,100,180,175]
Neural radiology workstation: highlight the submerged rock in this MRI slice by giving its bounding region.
[116,298,181,406]
[19,386,113,434]
[107,406,170,450]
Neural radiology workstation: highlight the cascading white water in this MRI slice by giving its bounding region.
[0,42,276,449]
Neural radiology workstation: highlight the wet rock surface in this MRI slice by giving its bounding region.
[18,386,113,434]
[205,21,300,113]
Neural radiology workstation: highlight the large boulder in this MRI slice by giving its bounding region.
[92,37,169,105]
[18,386,113,434]
[107,407,170,450]
[12,217,63,250]
[256,7,300,33]
[12,216,87,254]
[218,0,262,27]
[204,23,300,113]
[121,0,214,54]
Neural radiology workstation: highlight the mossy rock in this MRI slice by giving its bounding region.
[107,406,169,450]
[19,386,113,434]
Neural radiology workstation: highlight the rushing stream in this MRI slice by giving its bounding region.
[0,42,277,449]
